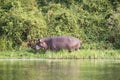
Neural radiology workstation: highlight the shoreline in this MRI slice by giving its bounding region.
[0,58,120,60]
[0,49,120,59]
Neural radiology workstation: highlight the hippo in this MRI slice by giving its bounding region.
[33,36,82,53]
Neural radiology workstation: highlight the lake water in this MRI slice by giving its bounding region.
[0,59,120,80]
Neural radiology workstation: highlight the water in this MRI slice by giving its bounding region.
[0,59,120,80]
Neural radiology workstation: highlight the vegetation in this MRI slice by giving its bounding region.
[0,0,120,59]
[0,49,120,59]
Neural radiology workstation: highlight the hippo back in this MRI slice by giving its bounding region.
[50,36,80,49]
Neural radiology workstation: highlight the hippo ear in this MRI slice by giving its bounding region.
[39,39,43,42]
[37,39,41,42]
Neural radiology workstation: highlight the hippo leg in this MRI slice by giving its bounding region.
[44,47,50,53]
[75,44,80,51]
[75,48,80,52]
[53,48,59,52]
[68,47,74,52]
[44,49,48,53]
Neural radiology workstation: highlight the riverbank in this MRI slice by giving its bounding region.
[0,49,120,59]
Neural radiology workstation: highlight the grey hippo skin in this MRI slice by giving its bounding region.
[33,36,82,53]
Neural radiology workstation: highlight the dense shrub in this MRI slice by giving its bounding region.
[0,0,120,50]
[0,0,47,50]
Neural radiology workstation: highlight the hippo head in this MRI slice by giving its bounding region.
[32,42,41,50]
[33,39,47,50]
[38,39,48,49]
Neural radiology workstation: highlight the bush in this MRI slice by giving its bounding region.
[0,0,120,50]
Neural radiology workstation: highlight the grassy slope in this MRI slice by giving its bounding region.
[0,49,120,59]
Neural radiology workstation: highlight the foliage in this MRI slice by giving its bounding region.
[0,0,120,51]
[0,0,47,50]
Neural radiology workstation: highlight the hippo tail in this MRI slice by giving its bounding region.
[79,40,83,45]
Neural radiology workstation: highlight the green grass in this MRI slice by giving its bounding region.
[0,49,120,59]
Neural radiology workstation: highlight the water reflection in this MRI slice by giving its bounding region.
[0,59,120,80]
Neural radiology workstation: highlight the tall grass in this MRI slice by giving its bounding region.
[0,49,120,59]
